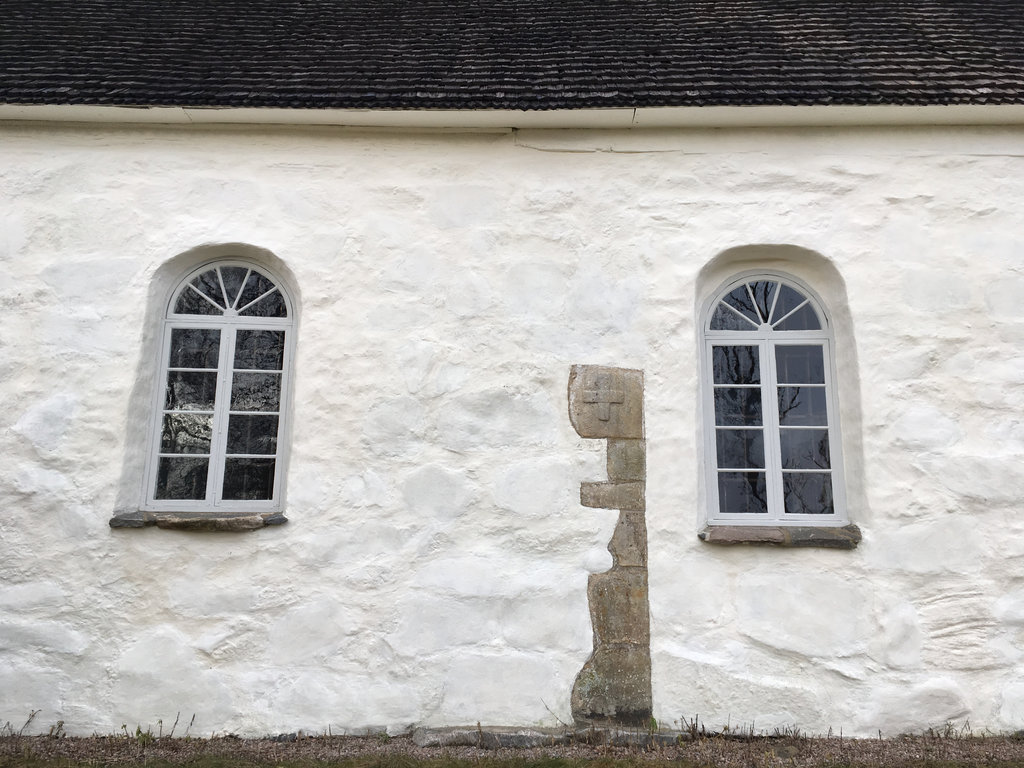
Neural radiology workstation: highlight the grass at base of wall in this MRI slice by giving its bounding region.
[3,732,1024,768]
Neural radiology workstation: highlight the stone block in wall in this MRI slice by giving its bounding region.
[568,366,643,440]
[570,642,653,726]
[580,481,645,512]
[607,438,645,481]
[587,569,651,646]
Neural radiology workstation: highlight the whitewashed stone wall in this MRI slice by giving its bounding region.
[2,122,1023,737]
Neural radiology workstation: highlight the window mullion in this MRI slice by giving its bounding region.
[208,325,236,505]
[761,338,785,521]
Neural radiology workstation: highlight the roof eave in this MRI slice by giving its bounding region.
[3,103,1024,129]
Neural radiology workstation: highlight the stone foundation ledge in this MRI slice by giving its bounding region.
[411,726,690,749]
[109,510,288,532]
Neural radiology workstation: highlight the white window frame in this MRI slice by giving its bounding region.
[141,260,296,515]
[700,271,848,527]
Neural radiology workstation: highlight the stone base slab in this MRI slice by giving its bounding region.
[411,725,690,749]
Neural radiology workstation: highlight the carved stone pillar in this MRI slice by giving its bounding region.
[567,365,652,726]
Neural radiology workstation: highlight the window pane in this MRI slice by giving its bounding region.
[777,386,828,426]
[775,345,825,384]
[220,266,250,309]
[774,303,821,331]
[174,285,222,315]
[237,272,287,317]
[710,303,758,331]
[783,472,834,515]
[717,472,768,514]
[233,330,285,370]
[190,269,226,309]
[161,413,212,454]
[155,457,209,500]
[239,288,288,318]
[222,458,276,500]
[712,345,760,384]
[168,328,221,369]
[231,372,282,411]
[716,429,765,469]
[165,371,218,411]
[771,283,814,326]
[721,285,761,326]
[227,414,279,455]
[714,387,762,426]
[779,428,831,469]
[748,280,778,324]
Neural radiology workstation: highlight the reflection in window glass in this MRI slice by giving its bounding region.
[748,280,777,324]
[779,428,831,469]
[165,371,218,411]
[222,458,276,500]
[220,266,250,308]
[774,303,821,331]
[718,472,768,514]
[710,303,758,331]
[155,457,209,500]
[716,429,765,469]
[712,346,760,385]
[149,261,293,511]
[234,330,285,371]
[704,275,841,524]
[230,372,282,411]
[168,329,220,369]
[160,413,213,454]
[777,387,828,426]
[783,473,834,515]
[775,345,825,384]
[714,388,763,426]
[227,414,279,455]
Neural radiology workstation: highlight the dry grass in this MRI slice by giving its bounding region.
[3,729,1024,768]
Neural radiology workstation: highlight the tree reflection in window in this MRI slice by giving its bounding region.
[704,276,843,523]
[149,262,293,511]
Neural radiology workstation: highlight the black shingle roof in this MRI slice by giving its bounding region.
[3,0,1024,110]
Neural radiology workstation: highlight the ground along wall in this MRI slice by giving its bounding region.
[1,122,1023,737]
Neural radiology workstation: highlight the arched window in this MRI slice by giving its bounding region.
[143,261,295,515]
[701,273,846,525]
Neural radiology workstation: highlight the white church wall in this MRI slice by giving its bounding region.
[1,122,1023,737]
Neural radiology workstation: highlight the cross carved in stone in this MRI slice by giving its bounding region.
[583,374,625,421]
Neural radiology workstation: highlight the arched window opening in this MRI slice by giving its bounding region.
[702,274,846,525]
[144,261,295,513]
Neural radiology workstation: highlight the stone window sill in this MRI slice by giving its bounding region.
[698,523,861,549]
[109,511,287,532]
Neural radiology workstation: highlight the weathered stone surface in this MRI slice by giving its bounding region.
[698,524,861,549]
[573,728,691,747]
[109,511,287,531]
[569,364,651,727]
[412,725,688,749]
[608,510,647,567]
[568,366,643,439]
[412,726,570,749]
[571,643,652,726]
[108,511,147,528]
[580,481,645,512]
[588,569,650,645]
[155,514,267,532]
[607,439,645,481]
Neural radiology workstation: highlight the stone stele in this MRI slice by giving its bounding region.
[568,364,652,726]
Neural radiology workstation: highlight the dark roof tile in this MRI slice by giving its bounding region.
[2,0,1024,109]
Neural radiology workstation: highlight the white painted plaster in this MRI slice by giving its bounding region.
[2,121,1024,738]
